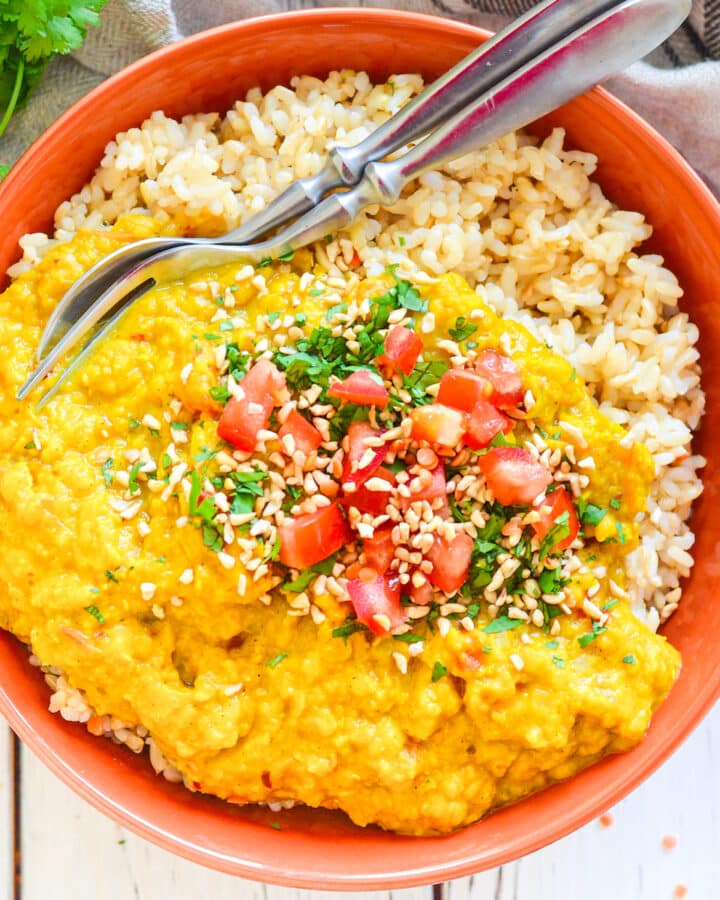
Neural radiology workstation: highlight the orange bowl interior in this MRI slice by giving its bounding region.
[1,8,719,890]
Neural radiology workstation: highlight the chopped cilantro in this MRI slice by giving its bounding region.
[610,497,622,510]
[295,312,308,324]
[267,311,281,324]
[278,248,295,262]
[602,598,619,611]
[219,320,234,332]
[161,453,172,470]
[402,359,449,406]
[449,316,478,342]
[539,510,570,559]
[578,622,608,648]
[325,302,347,321]
[84,605,105,624]
[537,567,568,595]
[267,652,288,668]
[544,639,559,649]
[283,570,315,593]
[482,616,523,634]
[332,620,368,642]
[128,416,141,429]
[204,332,220,341]
[552,656,565,668]
[431,661,448,682]
[577,498,607,526]
[101,458,114,486]
[23,440,35,449]
[258,257,272,268]
[170,421,188,431]
[209,385,232,404]
[281,484,304,513]
[128,461,142,495]
[202,523,223,552]
[104,569,119,583]
[193,447,218,463]
[398,236,406,247]
[570,369,577,381]
[615,522,627,545]
[269,822,282,831]
[393,633,424,643]
[623,654,637,665]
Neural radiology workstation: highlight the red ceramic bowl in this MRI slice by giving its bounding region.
[1,8,719,890]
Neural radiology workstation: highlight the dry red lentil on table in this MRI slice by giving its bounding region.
[95,266,629,667]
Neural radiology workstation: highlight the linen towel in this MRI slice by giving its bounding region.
[1,0,718,192]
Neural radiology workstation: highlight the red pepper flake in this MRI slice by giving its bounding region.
[673,884,688,899]
[598,813,614,828]
[130,333,148,342]
[350,249,361,268]
[662,834,678,851]
[261,770,273,788]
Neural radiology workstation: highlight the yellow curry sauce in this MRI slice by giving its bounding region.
[0,216,679,834]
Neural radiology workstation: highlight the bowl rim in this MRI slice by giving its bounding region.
[1,5,720,890]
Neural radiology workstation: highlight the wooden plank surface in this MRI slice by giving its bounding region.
[16,705,719,900]
[0,726,14,900]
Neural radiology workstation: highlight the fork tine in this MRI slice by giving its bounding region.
[18,275,156,401]
[35,303,134,409]
[35,236,172,362]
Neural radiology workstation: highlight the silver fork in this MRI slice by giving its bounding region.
[18,0,689,406]
[31,0,630,366]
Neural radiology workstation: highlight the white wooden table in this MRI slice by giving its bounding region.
[1,706,718,899]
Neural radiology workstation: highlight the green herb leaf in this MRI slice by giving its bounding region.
[578,622,608,648]
[449,316,478,342]
[209,385,232,404]
[267,652,288,668]
[622,654,637,665]
[219,320,234,332]
[84,604,105,623]
[482,616,524,634]
[332,620,368,641]
[609,498,622,510]
[577,498,608,526]
[101,457,114,486]
[128,461,142,495]
[544,639,559,649]
[552,655,565,668]
[278,248,295,262]
[283,570,315,593]
[393,633,424,643]
[431,661,448,682]
[104,569,119,583]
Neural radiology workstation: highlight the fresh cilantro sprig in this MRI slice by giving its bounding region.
[0,0,109,150]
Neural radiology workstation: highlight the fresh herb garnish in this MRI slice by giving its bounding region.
[449,316,478,342]
[267,652,288,668]
[482,616,524,634]
[0,0,108,141]
[393,633,424,643]
[128,461,142,495]
[332,620,368,642]
[402,359,449,407]
[431,661,448,682]
[101,458,114,486]
[578,622,608,648]
[84,604,105,623]
[576,498,607,526]
[552,656,565,668]
[623,654,637,665]
[610,498,622,510]
[104,569,119,583]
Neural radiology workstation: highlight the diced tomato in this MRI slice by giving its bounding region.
[478,446,552,506]
[437,369,491,412]
[343,466,395,516]
[427,532,473,594]
[377,325,423,376]
[463,400,511,449]
[472,349,524,409]
[347,571,407,635]
[278,502,353,569]
[217,359,286,452]
[341,422,387,489]
[400,462,449,517]
[327,370,390,408]
[410,404,467,448]
[278,409,322,456]
[363,525,395,572]
[408,580,433,606]
[531,486,579,552]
